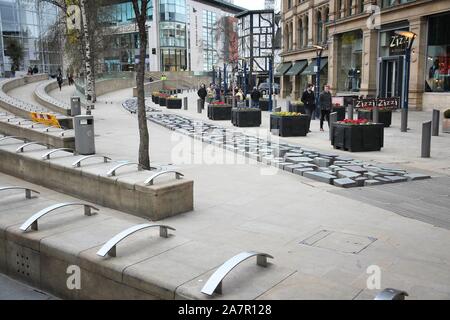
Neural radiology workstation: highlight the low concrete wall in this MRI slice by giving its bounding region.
[1,74,49,92]
[34,80,71,116]
[0,140,193,221]
[76,77,136,97]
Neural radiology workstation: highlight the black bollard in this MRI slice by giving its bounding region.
[183,97,188,110]
[373,105,379,123]
[401,108,408,132]
[421,121,431,158]
[347,104,353,120]
[432,109,440,136]
[329,112,338,141]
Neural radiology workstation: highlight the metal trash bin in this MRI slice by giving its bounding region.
[70,96,81,116]
[74,115,95,155]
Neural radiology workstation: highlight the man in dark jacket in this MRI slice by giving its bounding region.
[32,65,38,74]
[250,87,261,107]
[319,84,332,131]
[301,84,316,132]
[197,84,207,109]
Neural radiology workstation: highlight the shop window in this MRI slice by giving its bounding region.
[316,12,322,44]
[426,13,450,92]
[336,30,362,92]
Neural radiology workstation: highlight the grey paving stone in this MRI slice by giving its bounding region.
[343,165,367,173]
[285,156,314,163]
[337,171,361,179]
[284,152,303,159]
[385,176,408,183]
[313,157,331,167]
[354,177,368,187]
[364,172,379,179]
[301,163,318,169]
[364,179,384,186]
[284,163,305,173]
[335,156,353,161]
[403,173,431,181]
[303,171,337,184]
[293,167,315,176]
[333,161,352,166]
[333,178,358,188]
[375,176,392,183]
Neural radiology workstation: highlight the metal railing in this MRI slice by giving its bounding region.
[201,251,273,296]
[106,162,144,177]
[15,141,52,153]
[41,148,75,160]
[0,186,40,199]
[72,155,112,168]
[20,202,98,232]
[96,223,176,257]
[144,170,184,185]
[0,136,27,143]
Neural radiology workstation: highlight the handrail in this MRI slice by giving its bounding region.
[201,251,274,296]
[96,223,176,257]
[0,186,40,199]
[374,288,409,300]
[16,141,51,153]
[72,155,112,168]
[41,148,75,160]
[106,162,144,177]
[0,136,27,143]
[144,169,184,185]
[19,202,98,232]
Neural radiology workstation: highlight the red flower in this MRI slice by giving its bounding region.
[339,118,369,125]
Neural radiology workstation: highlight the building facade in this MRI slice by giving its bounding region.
[101,0,243,73]
[0,0,63,76]
[280,0,450,111]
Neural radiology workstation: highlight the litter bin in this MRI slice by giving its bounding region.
[74,115,95,155]
[70,96,81,116]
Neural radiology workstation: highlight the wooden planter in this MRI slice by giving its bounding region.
[270,114,309,137]
[332,106,346,121]
[167,98,182,109]
[231,108,261,127]
[332,123,384,152]
[357,110,392,128]
[207,104,232,120]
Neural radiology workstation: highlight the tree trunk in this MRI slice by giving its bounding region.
[132,0,150,169]
[80,0,94,105]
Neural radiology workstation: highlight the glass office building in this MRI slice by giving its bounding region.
[0,0,62,76]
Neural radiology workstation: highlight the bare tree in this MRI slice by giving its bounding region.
[130,0,150,169]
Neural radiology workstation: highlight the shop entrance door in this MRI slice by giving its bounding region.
[378,56,404,99]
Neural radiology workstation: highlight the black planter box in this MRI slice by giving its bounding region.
[152,95,159,104]
[231,108,261,127]
[167,98,182,109]
[159,97,167,106]
[259,99,270,111]
[270,114,309,137]
[288,103,306,114]
[207,104,232,120]
[177,89,182,94]
[332,106,346,121]
[332,123,384,152]
[357,110,392,127]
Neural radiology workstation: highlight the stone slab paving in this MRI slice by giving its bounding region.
[0,273,57,300]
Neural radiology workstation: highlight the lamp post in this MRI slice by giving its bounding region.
[268,55,274,111]
[224,63,227,95]
[395,30,417,132]
[243,59,248,96]
[312,45,324,119]
[212,65,216,85]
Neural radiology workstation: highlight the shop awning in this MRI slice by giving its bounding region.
[300,58,328,75]
[274,62,292,76]
[285,60,308,76]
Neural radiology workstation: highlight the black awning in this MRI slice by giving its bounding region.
[300,58,328,75]
[285,60,308,76]
[274,62,292,76]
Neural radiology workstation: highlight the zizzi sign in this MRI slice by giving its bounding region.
[353,97,400,110]
[389,34,408,55]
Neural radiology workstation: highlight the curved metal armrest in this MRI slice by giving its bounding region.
[0,136,27,143]
[374,288,409,300]
[96,223,175,257]
[201,251,273,296]
[20,202,98,232]
[16,141,51,153]
[72,155,112,168]
[107,162,144,177]
[144,170,184,185]
[0,186,40,199]
[41,148,75,160]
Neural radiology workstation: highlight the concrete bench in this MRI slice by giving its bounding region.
[34,79,71,116]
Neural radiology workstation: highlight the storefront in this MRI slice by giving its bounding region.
[300,57,328,92]
[336,30,362,93]
[285,60,308,98]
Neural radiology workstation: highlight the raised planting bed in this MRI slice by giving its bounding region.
[158,94,170,107]
[207,103,232,120]
[357,109,392,127]
[166,98,182,109]
[231,108,261,127]
[332,119,384,152]
[288,101,306,114]
[270,112,309,137]
[332,105,346,121]
[152,93,160,104]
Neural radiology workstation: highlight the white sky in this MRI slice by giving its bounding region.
[233,0,281,11]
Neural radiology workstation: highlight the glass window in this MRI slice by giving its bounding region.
[336,30,363,92]
[426,13,450,92]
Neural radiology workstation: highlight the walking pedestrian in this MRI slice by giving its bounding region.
[56,72,63,91]
[197,83,207,109]
[32,65,38,74]
[250,87,261,108]
[301,84,316,132]
[319,84,332,131]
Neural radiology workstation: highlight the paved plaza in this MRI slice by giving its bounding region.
[0,79,449,300]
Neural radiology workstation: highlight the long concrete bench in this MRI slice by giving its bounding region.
[0,137,193,221]
[0,75,72,129]
[0,184,290,299]
[34,79,71,116]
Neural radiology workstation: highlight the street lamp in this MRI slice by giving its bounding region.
[312,45,324,119]
[212,65,216,85]
[395,30,417,132]
[268,55,274,112]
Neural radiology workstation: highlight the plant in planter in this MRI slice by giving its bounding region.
[331,118,384,152]
[331,102,346,121]
[289,100,305,114]
[270,112,309,137]
[231,107,261,127]
[207,101,232,120]
[443,109,450,133]
[166,96,182,109]
[357,107,392,127]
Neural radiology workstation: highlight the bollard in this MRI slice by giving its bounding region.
[432,109,440,136]
[401,108,408,132]
[273,99,277,112]
[421,121,431,158]
[286,99,291,112]
[183,97,188,110]
[197,99,202,113]
[347,104,353,120]
[329,112,338,141]
[373,105,379,123]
